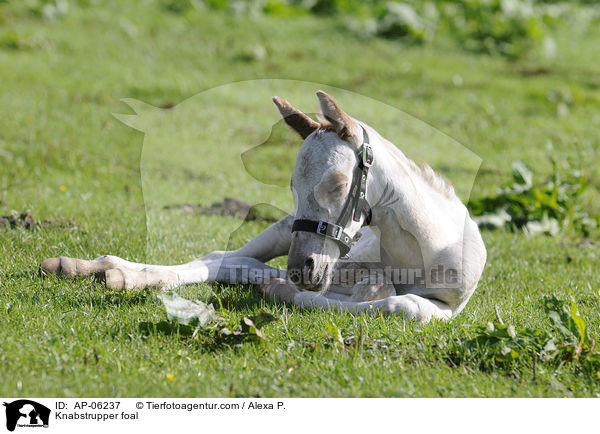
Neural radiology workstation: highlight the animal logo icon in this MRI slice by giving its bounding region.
[3,400,50,432]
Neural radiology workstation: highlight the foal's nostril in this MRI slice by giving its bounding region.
[304,257,314,272]
[303,257,315,283]
[287,257,320,289]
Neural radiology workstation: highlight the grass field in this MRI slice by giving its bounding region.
[1,1,599,397]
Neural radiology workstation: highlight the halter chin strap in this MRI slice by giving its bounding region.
[291,126,373,257]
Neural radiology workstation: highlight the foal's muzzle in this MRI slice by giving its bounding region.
[287,254,324,290]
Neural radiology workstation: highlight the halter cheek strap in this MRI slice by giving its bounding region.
[291,127,373,257]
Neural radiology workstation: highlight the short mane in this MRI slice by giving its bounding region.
[379,132,457,199]
[314,121,456,199]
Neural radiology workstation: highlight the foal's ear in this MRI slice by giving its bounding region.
[316,90,361,143]
[272,96,319,139]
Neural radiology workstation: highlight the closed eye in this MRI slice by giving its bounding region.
[329,183,348,195]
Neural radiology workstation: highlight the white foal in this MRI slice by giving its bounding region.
[42,91,486,324]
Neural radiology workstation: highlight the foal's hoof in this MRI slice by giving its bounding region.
[40,256,80,277]
[41,257,61,276]
[105,268,127,290]
[260,277,299,305]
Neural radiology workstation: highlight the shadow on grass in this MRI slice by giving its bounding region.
[206,283,266,312]
[59,290,153,309]
[137,319,269,353]
[7,268,46,280]
[137,287,278,352]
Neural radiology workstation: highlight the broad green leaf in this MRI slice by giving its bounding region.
[511,160,533,189]
[467,159,594,237]
[138,321,195,336]
[241,317,265,340]
[547,310,572,337]
[569,299,586,344]
[247,312,277,329]
[326,321,345,348]
[543,339,556,353]
[507,324,516,339]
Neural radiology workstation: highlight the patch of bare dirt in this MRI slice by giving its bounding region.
[164,198,282,223]
[0,210,78,230]
[0,211,35,229]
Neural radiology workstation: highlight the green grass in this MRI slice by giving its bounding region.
[1,1,599,397]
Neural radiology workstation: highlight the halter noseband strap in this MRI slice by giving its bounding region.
[291,127,373,257]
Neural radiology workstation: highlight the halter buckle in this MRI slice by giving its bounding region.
[317,221,342,240]
[362,145,373,168]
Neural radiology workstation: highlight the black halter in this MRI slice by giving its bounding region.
[291,127,373,257]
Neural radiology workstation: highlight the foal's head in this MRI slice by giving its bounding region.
[273,91,372,291]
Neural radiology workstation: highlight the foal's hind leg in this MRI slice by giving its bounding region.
[293,291,452,323]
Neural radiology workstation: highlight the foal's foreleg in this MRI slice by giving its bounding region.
[40,255,177,290]
[41,255,145,278]
[147,213,294,288]
[194,213,293,264]
[41,215,294,291]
